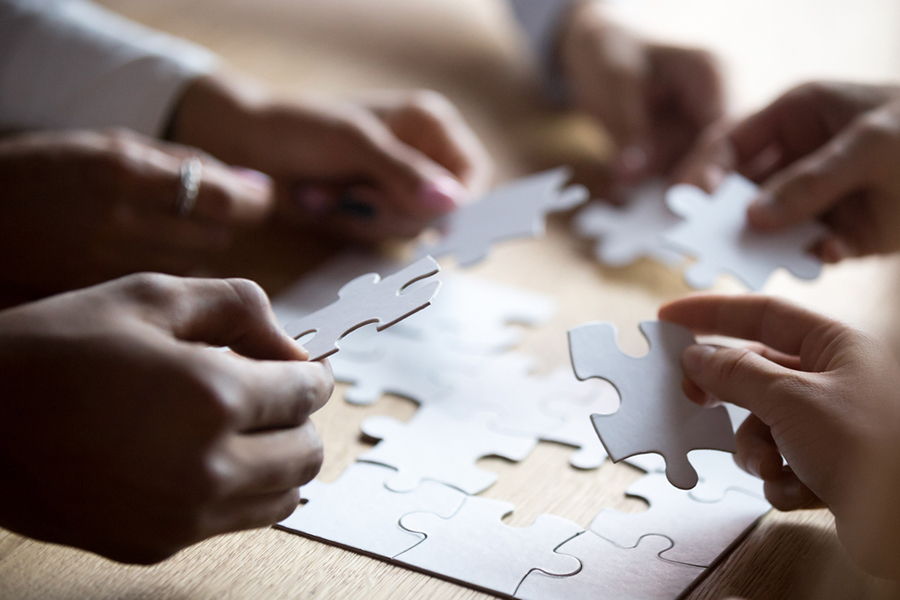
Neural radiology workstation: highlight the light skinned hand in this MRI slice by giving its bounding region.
[169,74,492,242]
[660,294,900,579]
[557,1,724,183]
[0,273,333,564]
[674,82,900,262]
[0,129,274,293]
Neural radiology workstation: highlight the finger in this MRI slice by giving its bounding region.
[660,294,837,356]
[332,106,469,218]
[680,342,809,420]
[224,420,324,496]
[747,118,882,230]
[225,357,333,431]
[205,489,301,535]
[107,131,274,224]
[119,274,306,361]
[670,119,736,192]
[368,92,494,195]
[108,203,232,253]
[763,465,822,511]
[740,341,803,371]
[734,414,784,480]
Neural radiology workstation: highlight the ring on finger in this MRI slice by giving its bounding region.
[175,157,203,217]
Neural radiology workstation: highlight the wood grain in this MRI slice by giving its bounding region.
[3,1,900,598]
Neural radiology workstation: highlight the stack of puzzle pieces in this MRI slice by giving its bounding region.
[273,249,773,599]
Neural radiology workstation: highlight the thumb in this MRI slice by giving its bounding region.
[681,343,801,425]
[122,274,306,361]
[748,119,879,230]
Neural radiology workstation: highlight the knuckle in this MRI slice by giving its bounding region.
[405,89,454,118]
[224,278,272,320]
[712,348,757,386]
[118,272,180,307]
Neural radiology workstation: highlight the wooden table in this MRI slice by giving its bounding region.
[2,1,900,598]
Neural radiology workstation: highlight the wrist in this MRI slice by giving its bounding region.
[165,71,269,166]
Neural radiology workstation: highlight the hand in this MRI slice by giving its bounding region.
[675,82,900,262]
[660,294,900,579]
[557,1,724,183]
[169,75,492,242]
[0,273,333,563]
[0,129,274,293]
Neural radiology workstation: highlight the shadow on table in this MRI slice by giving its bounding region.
[689,516,900,600]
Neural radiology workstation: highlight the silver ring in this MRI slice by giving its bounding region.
[175,157,203,217]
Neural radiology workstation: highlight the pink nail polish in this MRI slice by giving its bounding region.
[232,167,272,191]
[418,177,466,213]
[294,186,331,214]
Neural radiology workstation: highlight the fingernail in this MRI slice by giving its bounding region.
[746,452,762,478]
[747,192,785,228]
[682,344,717,375]
[232,167,272,192]
[294,185,330,215]
[614,145,647,181]
[418,176,466,213]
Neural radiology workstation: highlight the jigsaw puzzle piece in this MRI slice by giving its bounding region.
[329,327,481,406]
[393,273,556,354]
[575,180,685,268]
[568,320,736,489]
[359,407,537,494]
[663,173,826,290]
[417,167,589,267]
[514,532,705,600]
[536,368,619,469]
[627,449,765,503]
[588,473,770,567]
[397,495,582,596]
[277,463,465,559]
[283,256,441,360]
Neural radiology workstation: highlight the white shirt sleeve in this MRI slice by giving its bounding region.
[507,0,575,102]
[0,0,219,137]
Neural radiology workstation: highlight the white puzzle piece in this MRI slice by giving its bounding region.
[627,449,765,503]
[394,273,557,354]
[514,533,705,600]
[282,256,441,360]
[359,407,537,494]
[589,473,770,567]
[329,327,481,406]
[575,179,684,267]
[416,167,589,267]
[568,320,736,489]
[537,368,619,469]
[277,463,465,559]
[397,495,582,596]
[662,173,826,290]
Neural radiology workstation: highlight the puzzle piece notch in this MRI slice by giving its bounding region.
[663,173,826,290]
[282,256,441,360]
[532,368,619,469]
[514,532,705,600]
[575,179,685,268]
[568,320,736,489]
[397,495,583,596]
[359,407,537,494]
[626,448,766,503]
[417,167,589,267]
[277,462,465,559]
[588,472,770,567]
